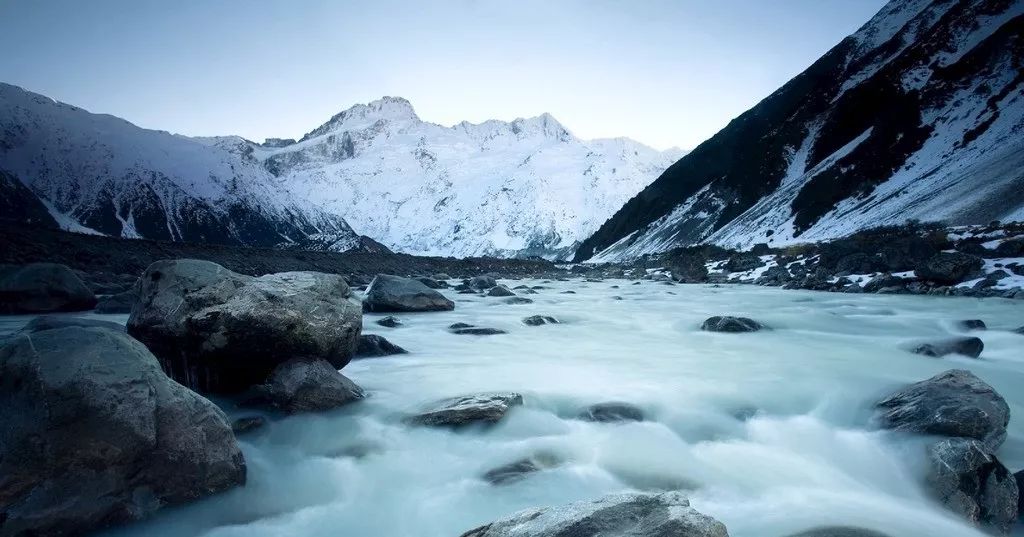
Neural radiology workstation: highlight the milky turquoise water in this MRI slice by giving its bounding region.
[4,280,1022,537]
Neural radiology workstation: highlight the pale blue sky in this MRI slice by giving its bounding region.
[0,0,887,149]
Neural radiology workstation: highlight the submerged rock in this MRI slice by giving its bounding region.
[257,358,365,414]
[127,259,362,393]
[701,316,764,333]
[458,491,728,537]
[910,336,984,358]
[376,315,403,328]
[875,369,1009,451]
[915,252,983,284]
[363,274,455,312]
[504,297,534,305]
[448,323,507,335]
[523,315,559,326]
[482,453,562,485]
[487,285,516,297]
[355,334,408,358]
[0,326,246,536]
[578,402,644,423]
[956,319,987,331]
[926,438,1018,535]
[407,392,523,428]
[0,262,97,313]
[231,415,267,435]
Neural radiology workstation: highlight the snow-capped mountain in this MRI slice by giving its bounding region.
[0,83,369,251]
[577,0,1024,262]
[0,85,679,259]
[245,97,682,259]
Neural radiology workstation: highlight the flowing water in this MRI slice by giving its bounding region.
[4,280,1022,537]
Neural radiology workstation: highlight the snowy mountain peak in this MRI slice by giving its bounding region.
[300,96,420,142]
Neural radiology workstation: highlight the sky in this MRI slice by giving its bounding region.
[0,0,887,150]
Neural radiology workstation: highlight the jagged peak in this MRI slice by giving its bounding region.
[300,96,420,142]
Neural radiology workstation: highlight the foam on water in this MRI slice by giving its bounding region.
[5,280,1022,537]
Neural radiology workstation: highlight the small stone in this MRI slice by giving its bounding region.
[376,316,403,328]
[701,316,764,333]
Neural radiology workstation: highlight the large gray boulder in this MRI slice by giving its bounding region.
[407,392,523,428]
[926,438,1018,535]
[362,274,455,313]
[127,259,362,393]
[875,369,1009,451]
[256,358,365,414]
[0,262,97,313]
[915,252,983,284]
[0,326,245,536]
[701,316,764,333]
[459,491,728,537]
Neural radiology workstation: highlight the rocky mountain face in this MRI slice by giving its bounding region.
[576,0,1024,262]
[241,97,682,259]
[1,84,678,259]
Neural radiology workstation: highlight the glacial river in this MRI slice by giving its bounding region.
[4,279,1022,537]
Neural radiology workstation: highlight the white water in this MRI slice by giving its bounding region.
[4,281,1022,537]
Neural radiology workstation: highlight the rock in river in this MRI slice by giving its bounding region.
[701,316,764,333]
[256,358,365,414]
[910,336,983,358]
[926,438,1018,535]
[407,392,523,428]
[363,274,455,313]
[523,315,558,326]
[458,491,728,537]
[482,453,562,485]
[355,334,408,358]
[0,262,97,313]
[578,402,644,423]
[875,369,1009,451]
[376,315,403,328]
[487,285,516,297]
[127,259,361,393]
[0,325,245,536]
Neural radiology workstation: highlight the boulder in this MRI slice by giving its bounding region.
[127,259,362,393]
[470,275,498,290]
[458,491,728,537]
[256,358,364,414]
[875,369,1009,451]
[915,252,984,284]
[926,438,1018,535]
[19,315,126,334]
[482,453,561,485]
[523,315,559,326]
[376,315,403,328]
[363,274,455,313]
[504,297,534,305]
[231,416,267,435]
[785,528,892,537]
[578,402,644,422]
[669,256,709,283]
[994,238,1024,257]
[355,334,408,358]
[0,262,97,313]
[407,392,523,428]
[487,285,516,297]
[416,276,447,289]
[957,319,987,331]
[701,316,764,333]
[863,274,905,293]
[0,326,245,536]
[910,336,984,358]
[94,289,137,314]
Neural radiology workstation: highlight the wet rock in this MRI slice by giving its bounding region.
[504,297,533,305]
[0,326,246,536]
[19,315,126,334]
[487,285,516,297]
[578,402,644,422]
[355,334,408,358]
[376,315,403,328]
[448,322,475,330]
[451,325,507,335]
[416,276,447,289]
[482,453,561,485]
[957,319,987,331]
[458,491,728,537]
[926,438,1018,535]
[725,253,762,272]
[785,528,892,537]
[523,315,558,326]
[128,259,362,393]
[470,275,498,290]
[559,290,576,294]
[0,262,97,313]
[257,358,364,414]
[910,336,984,358]
[915,252,984,284]
[407,392,523,428]
[701,316,764,333]
[231,416,267,435]
[363,274,455,313]
[95,289,137,313]
[875,369,1009,451]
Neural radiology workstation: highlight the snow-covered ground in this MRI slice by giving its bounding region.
[7,281,1017,537]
